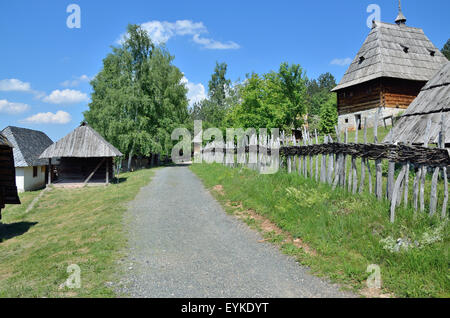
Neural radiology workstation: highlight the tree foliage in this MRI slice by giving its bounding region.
[84,24,189,162]
[189,62,237,129]
[225,63,308,131]
[442,39,450,60]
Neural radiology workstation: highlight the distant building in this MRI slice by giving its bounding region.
[332,3,448,131]
[39,123,122,187]
[1,126,54,192]
[0,133,20,218]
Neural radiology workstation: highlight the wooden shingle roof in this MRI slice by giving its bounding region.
[332,21,448,92]
[1,126,53,167]
[39,123,123,159]
[384,62,450,145]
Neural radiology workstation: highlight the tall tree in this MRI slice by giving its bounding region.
[84,24,188,170]
[190,62,235,128]
[442,39,450,60]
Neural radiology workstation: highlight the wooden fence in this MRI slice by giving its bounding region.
[201,114,449,223]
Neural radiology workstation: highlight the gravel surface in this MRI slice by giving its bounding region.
[117,166,354,298]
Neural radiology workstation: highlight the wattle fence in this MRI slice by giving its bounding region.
[201,116,449,223]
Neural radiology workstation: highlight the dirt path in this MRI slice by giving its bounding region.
[117,166,354,298]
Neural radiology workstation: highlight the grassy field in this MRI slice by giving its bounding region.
[0,168,154,297]
[191,163,449,298]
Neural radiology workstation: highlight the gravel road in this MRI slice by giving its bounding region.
[117,166,354,298]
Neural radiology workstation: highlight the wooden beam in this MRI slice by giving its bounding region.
[84,158,106,186]
[48,158,52,186]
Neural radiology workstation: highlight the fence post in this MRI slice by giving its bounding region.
[352,120,359,194]
[420,119,432,213]
[359,118,367,194]
[315,130,319,182]
[441,113,448,219]
[374,109,383,200]
[321,135,327,183]
[332,126,341,190]
[390,164,407,223]
[327,135,334,185]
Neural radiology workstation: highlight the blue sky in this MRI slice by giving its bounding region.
[0,0,448,141]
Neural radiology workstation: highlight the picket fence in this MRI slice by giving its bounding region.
[201,114,449,223]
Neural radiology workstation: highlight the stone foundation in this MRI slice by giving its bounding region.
[338,107,405,132]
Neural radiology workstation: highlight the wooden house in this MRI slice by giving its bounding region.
[1,126,54,192]
[39,123,123,187]
[0,133,20,219]
[331,4,448,131]
[384,62,450,146]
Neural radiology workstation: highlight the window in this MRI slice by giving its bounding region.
[429,50,436,56]
[33,166,38,178]
[400,44,409,53]
[345,118,349,123]
[359,56,365,64]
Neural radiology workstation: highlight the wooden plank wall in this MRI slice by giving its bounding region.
[0,146,20,215]
[337,78,425,115]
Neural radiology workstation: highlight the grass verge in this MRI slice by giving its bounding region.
[191,163,449,298]
[0,168,154,297]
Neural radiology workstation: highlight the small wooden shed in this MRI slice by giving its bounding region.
[331,4,448,131]
[39,123,123,186]
[384,62,450,146]
[0,133,20,219]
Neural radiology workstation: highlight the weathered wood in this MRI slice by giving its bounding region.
[105,158,109,184]
[420,118,432,213]
[342,128,348,188]
[387,161,395,200]
[429,167,440,217]
[315,130,319,182]
[442,167,448,219]
[327,136,334,184]
[48,158,52,186]
[413,167,421,212]
[390,164,407,223]
[320,136,327,183]
[375,159,383,200]
[403,161,410,209]
[359,119,368,194]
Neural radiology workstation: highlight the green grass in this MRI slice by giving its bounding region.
[0,168,155,298]
[191,163,449,298]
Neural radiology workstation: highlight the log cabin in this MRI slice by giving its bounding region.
[1,126,54,192]
[39,123,123,187]
[0,133,20,219]
[384,62,450,146]
[331,3,448,131]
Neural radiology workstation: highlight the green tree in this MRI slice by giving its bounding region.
[442,39,450,60]
[84,24,188,170]
[319,94,338,134]
[190,62,235,128]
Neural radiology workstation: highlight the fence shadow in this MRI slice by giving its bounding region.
[0,221,38,242]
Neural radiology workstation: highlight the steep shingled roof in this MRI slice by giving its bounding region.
[384,62,450,145]
[39,123,123,159]
[332,21,448,92]
[1,126,53,167]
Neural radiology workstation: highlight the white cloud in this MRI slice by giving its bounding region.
[181,76,207,107]
[0,79,32,92]
[0,99,30,114]
[42,89,89,104]
[21,111,71,124]
[61,75,92,88]
[330,58,353,66]
[118,20,240,50]
[192,34,240,50]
